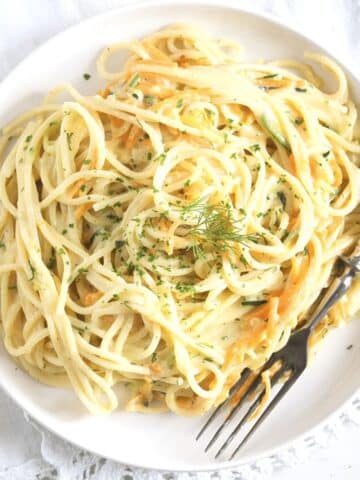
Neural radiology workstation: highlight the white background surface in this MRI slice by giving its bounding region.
[0,0,360,479]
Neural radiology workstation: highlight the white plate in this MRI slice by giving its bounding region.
[0,0,359,472]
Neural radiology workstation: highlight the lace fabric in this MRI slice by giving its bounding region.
[0,396,358,480]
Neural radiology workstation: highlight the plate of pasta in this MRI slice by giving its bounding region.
[0,0,360,471]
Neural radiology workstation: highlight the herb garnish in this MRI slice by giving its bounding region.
[175,282,196,294]
[66,131,73,151]
[83,73,91,80]
[128,73,140,88]
[260,73,278,79]
[277,191,287,209]
[115,240,126,249]
[242,300,267,306]
[28,261,36,281]
[144,95,156,106]
[180,199,259,256]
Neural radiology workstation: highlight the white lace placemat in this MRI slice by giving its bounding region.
[0,0,360,479]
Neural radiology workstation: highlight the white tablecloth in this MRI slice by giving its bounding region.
[1,1,360,479]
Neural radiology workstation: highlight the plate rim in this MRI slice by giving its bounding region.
[0,0,359,472]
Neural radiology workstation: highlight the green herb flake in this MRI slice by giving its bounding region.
[47,254,56,270]
[66,131,74,151]
[115,238,125,249]
[175,282,196,294]
[157,153,166,164]
[249,144,261,152]
[144,95,157,106]
[260,73,278,79]
[277,191,287,209]
[76,267,88,277]
[128,73,140,88]
[83,73,91,80]
[176,99,183,108]
[28,261,36,281]
[25,135,32,143]
[242,299,267,307]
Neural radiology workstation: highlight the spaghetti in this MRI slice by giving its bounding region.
[1,24,360,415]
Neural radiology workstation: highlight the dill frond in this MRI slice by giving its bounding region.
[179,198,259,257]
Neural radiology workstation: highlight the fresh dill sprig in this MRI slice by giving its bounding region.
[179,198,259,256]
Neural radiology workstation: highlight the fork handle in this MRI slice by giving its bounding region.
[307,266,357,333]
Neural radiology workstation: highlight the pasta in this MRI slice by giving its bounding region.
[1,24,360,415]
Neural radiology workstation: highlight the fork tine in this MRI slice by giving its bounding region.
[214,364,288,459]
[196,368,251,441]
[229,371,299,460]
[203,358,274,452]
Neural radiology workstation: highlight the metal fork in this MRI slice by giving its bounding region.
[196,243,360,460]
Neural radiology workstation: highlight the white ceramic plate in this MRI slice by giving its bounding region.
[0,0,359,472]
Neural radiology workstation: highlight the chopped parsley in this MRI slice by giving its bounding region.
[128,73,140,88]
[249,144,261,152]
[175,282,196,294]
[242,300,267,306]
[157,153,166,164]
[144,95,156,106]
[66,131,73,151]
[47,252,56,270]
[28,261,36,281]
[83,73,91,80]
[277,191,287,209]
[260,73,278,79]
